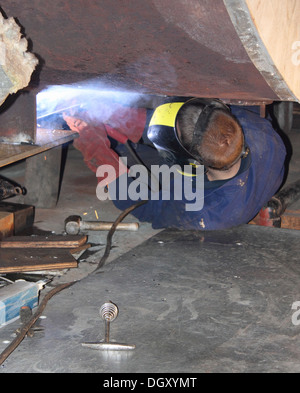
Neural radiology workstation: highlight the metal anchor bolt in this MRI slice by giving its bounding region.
[82,301,135,350]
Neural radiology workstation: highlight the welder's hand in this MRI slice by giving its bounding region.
[63,114,88,132]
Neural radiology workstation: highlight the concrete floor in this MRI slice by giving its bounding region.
[1,224,300,373]
[0,104,299,373]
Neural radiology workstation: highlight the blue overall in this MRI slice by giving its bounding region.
[112,106,287,230]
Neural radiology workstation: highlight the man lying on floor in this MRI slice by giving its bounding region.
[63,98,287,230]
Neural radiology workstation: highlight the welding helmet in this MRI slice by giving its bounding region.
[147,98,248,169]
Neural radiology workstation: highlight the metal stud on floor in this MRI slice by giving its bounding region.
[82,302,135,351]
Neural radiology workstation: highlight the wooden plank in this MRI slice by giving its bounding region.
[0,235,88,249]
[70,243,91,254]
[0,202,34,235]
[281,210,300,230]
[0,129,78,168]
[0,248,78,273]
[246,0,300,101]
[224,0,298,101]
[0,211,14,240]
[249,209,300,230]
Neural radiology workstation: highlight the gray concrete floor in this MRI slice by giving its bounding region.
[0,104,299,373]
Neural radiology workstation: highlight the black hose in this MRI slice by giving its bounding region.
[0,282,74,366]
[93,199,148,273]
[125,140,161,192]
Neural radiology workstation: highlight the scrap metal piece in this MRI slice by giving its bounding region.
[0,178,25,200]
[0,12,38,143]
[252,179,300,228]
[268,179,300,216]
[15,306,44,337]
[82,302,135,351]
[81,342,136,351]
[0,91,37,144]
[0,12,38,107]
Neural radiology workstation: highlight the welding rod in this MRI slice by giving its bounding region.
[37,103,85,120]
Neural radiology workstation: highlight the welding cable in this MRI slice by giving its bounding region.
[92,140,161,273]
[125,140,150,172]
[0,276,14,284]
[0,281,75,366]
[93,199,148,274]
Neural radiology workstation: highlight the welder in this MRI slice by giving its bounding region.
[64,98,287,231]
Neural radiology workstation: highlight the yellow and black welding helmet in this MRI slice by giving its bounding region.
[147,98,230,166]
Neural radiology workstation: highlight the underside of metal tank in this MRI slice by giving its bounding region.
[0,0,290,102]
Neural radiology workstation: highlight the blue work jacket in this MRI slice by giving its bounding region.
[112,106,287,230]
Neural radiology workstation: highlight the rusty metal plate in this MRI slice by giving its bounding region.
[2,0,278,101]
[0,91,36,143]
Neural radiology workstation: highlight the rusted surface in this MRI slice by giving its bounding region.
[0,91,36,143]
[1,0,279,101]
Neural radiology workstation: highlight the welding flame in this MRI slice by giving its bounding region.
[36,80,148,127]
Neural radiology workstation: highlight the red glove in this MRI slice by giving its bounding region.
[63,105,147,184]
